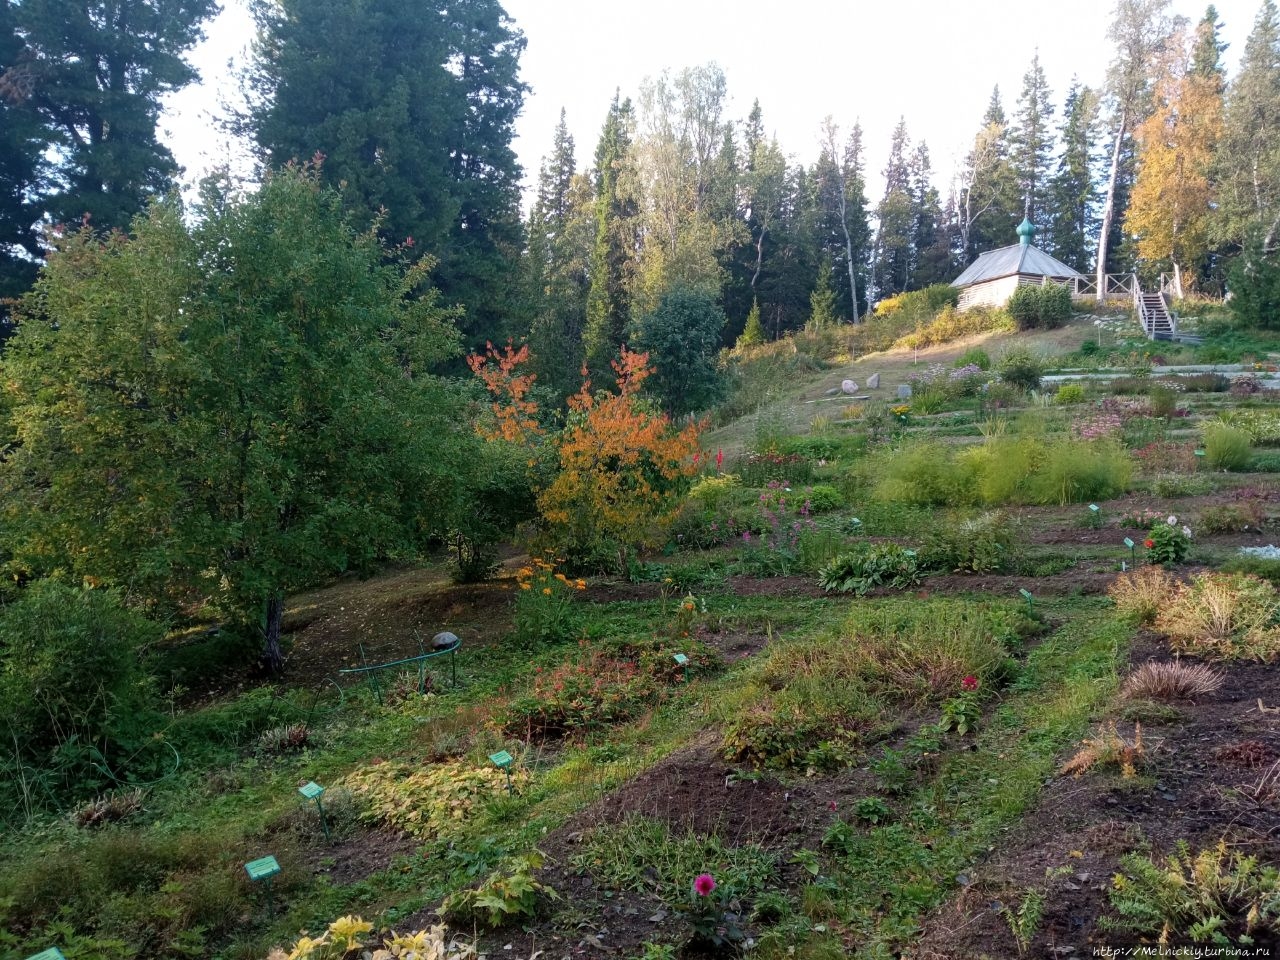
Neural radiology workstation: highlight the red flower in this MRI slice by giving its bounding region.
[1144,538,1155,549]
[693,873,716,896]
[961,675,979,691]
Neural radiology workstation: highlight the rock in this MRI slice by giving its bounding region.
[841,379,859,394]
[824,386,841,397]
[897,383,913,400]
[432,630,459,650]
[867,372,880,389]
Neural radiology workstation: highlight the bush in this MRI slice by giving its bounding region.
[1025,439,1133,506]
[818,543,921,595]
[0,582,160,789]
[894,304,1014,350]
[1228,234,1280,331]
[919,511,1015,573]
[803,484,845,513]
[997,349,1044,391]
[1202,423,1253,471]
[629,285,727,415]
[1200,502,1265,534]
[1007,284,1071,330]
[1146,521,1192,565]
[1155,573,1280,661]
[955,347,991,370]
[1054,382,1087,404]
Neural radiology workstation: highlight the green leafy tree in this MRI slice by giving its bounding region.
[629,285,726,415]
[0,166,468,672]
[247,0,526,346]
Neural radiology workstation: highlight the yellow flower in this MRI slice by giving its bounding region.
[520,583,531,591]
[575,580,587,590]
[327,915,373,951]
[287,935,328,960]
[542,587,552,595]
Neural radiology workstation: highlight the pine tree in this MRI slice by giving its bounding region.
[1047,81,1101,272]
[0,0,216,235]
[584,92,639,378]
[0,1,42,333]
[1011,52,1056,224]
[910,142,948,287]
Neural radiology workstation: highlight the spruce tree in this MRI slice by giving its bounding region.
[1,0,216,232]
[874,118,916,297]
[248,0,526,346]
[807,264,839,329]
[815,118,871,322]
[1011,52,1056,224]
[1047,80,1101,272]
[737,298,765,348]
[584,93,638,378]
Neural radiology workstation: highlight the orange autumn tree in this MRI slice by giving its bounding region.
[539,347,701,574]
[466,340,544,445]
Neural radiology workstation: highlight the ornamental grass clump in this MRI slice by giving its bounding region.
[1154,573,1280,662]
[1202,423,1253,471]
[1121,661,1224,702]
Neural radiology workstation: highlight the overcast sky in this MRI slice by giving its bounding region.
[161,0,1267,207]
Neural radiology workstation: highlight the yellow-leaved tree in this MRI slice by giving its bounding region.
[1126,20,1223,297]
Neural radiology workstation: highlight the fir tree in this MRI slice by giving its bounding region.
[1047,81,1101,272]
[807,263,839,329]
[737,297,765,348]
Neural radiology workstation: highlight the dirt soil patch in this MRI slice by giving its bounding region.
[911,633,1280,958]
[304,827,419,887]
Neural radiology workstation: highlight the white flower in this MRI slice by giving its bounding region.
[1183,526,1192,539]
[1167,515,1177,526]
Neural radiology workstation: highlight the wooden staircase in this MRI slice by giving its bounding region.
[1136,291,1174,339]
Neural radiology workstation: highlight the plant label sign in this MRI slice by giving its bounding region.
[1123,538,1135,549]
[27,950,67,960]
[245,855,281,882]
[673,653,690,666]
[489,750,513,770]
[299,781,324,801]
[1089,504,1099,513]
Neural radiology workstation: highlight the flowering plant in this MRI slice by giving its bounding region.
[1145,518,1191,566]
[513,557,585,646]
[677,872,746,949]
[939,676,982,736]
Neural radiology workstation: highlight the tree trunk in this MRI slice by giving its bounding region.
[1096,108,1128,302]
[1172,261,1183,300]
[262,592,285,675]
[839,186,859,323]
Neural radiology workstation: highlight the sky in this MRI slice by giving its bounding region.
[161,0,1267,208]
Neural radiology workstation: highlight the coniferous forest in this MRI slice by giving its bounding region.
[3,1,1280,957]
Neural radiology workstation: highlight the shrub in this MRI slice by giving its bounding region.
[0,581,160,792]
[1149,384,1178,419]
[1054,382,1087,404]
[1146,520,1192,565]
[1007,284,1072,330]
[687,473,744,509]
[256,722,311,754]
[630,286,727,415]
[1154,573,1280,661]
[873,441,975,506]
[1106,840,1280,944]
[1200,502,1265,534]
[1121,661,1224,702]
[73,789,146,829]
[1202,423,1253,471]
[919,511,1015,573]
[997,349,1044,391]
[1026,439,1132,505]
[1151,473,1215,497]
[803,484,845,513]
[956,347,991,370]
[894,304,1014,350]
[1221,555,1280,584]
[1218,409,1280,446]
[818,543,921,595]
[1108,567,1178,624]
[267,918,475,960]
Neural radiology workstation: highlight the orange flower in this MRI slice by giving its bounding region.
[575,579,587,590]
[520,583,531,591]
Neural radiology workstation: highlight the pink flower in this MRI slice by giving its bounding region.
[828,800,838,811]
[693,873,716,897]
[716,449,724,472]
[961,675,979,691]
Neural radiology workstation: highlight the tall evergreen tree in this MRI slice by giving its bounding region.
[248,0,526,345]
[815,118,871,321]
[873,119,915,298]
[584,93,639,377]
[910,142,949,287]
[1047,80,1101,271]
[527,110,591,397]
[1,0,216,232]
[958,87,1021,258]
[0,2,43,332]
[1217,0,1280,251]
[1010,52,1056,224]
